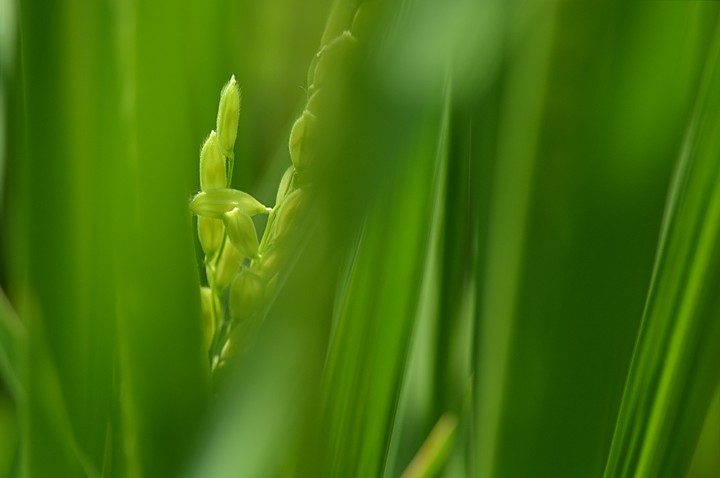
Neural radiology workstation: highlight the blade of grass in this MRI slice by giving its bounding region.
[314,69,451,478]
[17,0,122,473]
[473,5,557,476]
[603,14,720,477]
[18,296,98,477]
[470,3,715,477]
[112,1,211,476]
[382,79,452,478]
[400,413,458,478]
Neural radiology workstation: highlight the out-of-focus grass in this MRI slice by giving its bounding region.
[1,0,719,477]
[604,17,720,476]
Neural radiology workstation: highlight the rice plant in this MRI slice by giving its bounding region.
[1,0,719,477]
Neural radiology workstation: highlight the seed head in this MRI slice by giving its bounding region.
[216,75,241,157]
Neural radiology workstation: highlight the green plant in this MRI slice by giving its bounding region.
[190,75,308,371]
[1,1,720,477]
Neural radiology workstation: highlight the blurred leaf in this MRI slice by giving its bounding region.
[472,5,557,476]
[603,16,720,478]
[17,0,120,473]
[687,386,720,478]
[0,290,22,401]
[112,1,211,476]
[314,70,451,478]
[401,413,458,478]
[15,0,212,476]
[471,4,719,477]
[18,298,97,477]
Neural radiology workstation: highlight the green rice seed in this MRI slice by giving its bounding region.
[216,75,241,157]
[198,216,225,258]
[288,110,316,171]
[275,165,295,205]
[199,131,227,190]
[223,208,259,259]
[273,188,304,239]
[200,287,217,352]
[214,239,243,291]
[312,31,357,88]
[190,188,269,218]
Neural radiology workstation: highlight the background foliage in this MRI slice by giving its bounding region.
[1,0,719,477]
